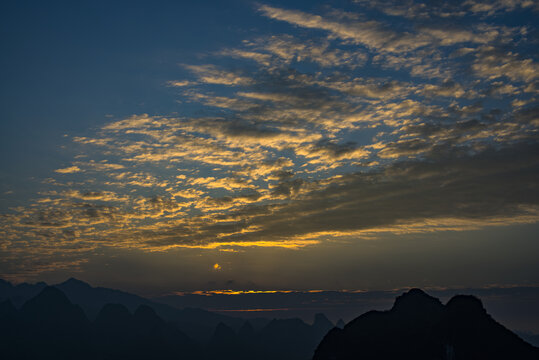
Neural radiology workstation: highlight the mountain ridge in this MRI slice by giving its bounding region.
[0,284,333,360]
[1,280,537,359]
[0,277,247,342]
[314,288,539,360]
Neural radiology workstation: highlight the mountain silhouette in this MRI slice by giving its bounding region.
[2,280,536,360]
[0,283,326,360]
[56,278,249,342]
[210,322,237,346]
[238,320,256,340]
[517,331,539,347]
[0,280,330,360]
[256,318,320,360]
[0,278,47,307]
[0,299,19,358]
[92,302,197,359]
[207,322,239,358]
[313,313,334,339]
[56,277,154,319]
[94,303,134,337]
[203,315,333,360]
[17,286,93,359]
[313,288,539,360]
[20,286,90,332]
[0,277,247,342]
[133,304,166,330]
[0,286,201,360]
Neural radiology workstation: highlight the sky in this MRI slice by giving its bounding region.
[0,0,538,309]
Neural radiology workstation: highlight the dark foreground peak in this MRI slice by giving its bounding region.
[446,294,486,314]
[392,287,443,312]
[314,288,539,360]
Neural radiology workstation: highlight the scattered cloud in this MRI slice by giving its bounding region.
[54,166,82,174]
[1,0,537,279]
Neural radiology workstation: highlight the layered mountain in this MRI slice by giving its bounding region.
[5,279,534,359]
[1,287,92,359]
[0,286,200,360]
[313,288,539,360]
[204,315,334,360]
[0,280,334,360]
[0,278,47,307]
[0,277,244,342]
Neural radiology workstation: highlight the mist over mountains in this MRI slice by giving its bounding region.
[1,278,538,359]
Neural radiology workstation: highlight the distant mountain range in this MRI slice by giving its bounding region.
[0,286,199,359]
[0,277,252,342]
[314,288,539,360]
[1,279,537,359]
[0,278,333,359]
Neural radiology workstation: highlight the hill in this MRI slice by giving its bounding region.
[314,288,539,360]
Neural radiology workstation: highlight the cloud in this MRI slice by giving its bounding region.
[295,139,370,164]
[472,46,539,82]
[416,81,471,98]
[354,0,538,18]
[47,139,532,253]
[242,34,368,68]
[171,141,539,247]
[187,176,256,191]
[258,4,511,54]
[54,166,82,174]
[258,4,413,52]
[219,48,273,66]
[1,0,537,279]
[167,80,195,87]
[60,190,128,202]
[463,0,538,15]
[354,0,455,19]
[183,64,254,86]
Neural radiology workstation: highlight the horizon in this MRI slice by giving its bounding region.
[2,277,538,359]
[1,0,538,340]
[3,276,539,333]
